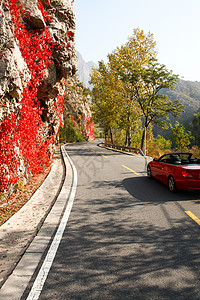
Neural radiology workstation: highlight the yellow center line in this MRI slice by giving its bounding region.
[90,150,108,158]
[122,165,139,175]
[185,211,200,226]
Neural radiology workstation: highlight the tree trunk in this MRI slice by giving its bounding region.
[126,127,131,147]
[128,136,131,147]
[104,127,108,143]
[125,131,128,146]
[125,113,131,147]
[141,126,147,154]
[140,128,145,152]
[109,126,113,144]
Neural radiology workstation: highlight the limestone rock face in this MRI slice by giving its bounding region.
[0,8,30,118]
[0,0,77,195]
[21,0,46,29]
[47,0,77,79]
[0,0,76,123]
[60,75,95,143]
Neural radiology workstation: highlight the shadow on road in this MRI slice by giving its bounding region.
[33,177,200,300]
[36,200,200,300]
[123,176,200,203]
[24,143,200,299]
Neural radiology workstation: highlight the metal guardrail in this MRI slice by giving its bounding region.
[99,143,145,156]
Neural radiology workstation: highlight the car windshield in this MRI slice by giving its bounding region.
[158,153,197,165]
[159,154,171,163]
[178,153,192,159]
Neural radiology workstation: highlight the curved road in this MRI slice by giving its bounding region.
[25,140,200,299]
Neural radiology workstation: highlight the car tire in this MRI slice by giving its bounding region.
[147,165,152,179]
[168,175,176,192]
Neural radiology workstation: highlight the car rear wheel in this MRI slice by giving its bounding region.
[168,175,176,192]
[147,165,152,179]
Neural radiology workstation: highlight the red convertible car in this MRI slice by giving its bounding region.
[147,152,200,192]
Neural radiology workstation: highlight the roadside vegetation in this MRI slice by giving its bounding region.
[90,28,200,158]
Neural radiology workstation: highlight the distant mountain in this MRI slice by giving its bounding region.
[162,79,200,125]
[154,79,200,136]
[76,51,98,88]
[76,52,200,132]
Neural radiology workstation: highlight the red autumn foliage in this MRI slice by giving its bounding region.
[0,0,72,193]
[0,0,96,194]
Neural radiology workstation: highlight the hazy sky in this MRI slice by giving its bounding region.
[73,0,200,82]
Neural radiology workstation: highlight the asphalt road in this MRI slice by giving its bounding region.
[25,141,200,299]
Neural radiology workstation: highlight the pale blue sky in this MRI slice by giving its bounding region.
[73,0,200,82]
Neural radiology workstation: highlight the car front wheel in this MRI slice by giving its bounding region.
[168,175,176,192]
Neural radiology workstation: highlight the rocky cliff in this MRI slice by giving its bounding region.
[76,51,97,88]
[0,0,76,196]
[60,76,95,143]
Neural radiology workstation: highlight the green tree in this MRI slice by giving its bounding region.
[117,57,184,150]
[189,112,200,146]
[90,28,184,149]
[155,135,172,151]
[170,122,194,151]
[108,28,184,150]
[90,59,140,145]
[59,118,85,143]
[90,61,118,143]
[107,28,156,146]
[147,133,172,158]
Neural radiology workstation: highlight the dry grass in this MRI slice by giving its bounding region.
[0,166,51,226]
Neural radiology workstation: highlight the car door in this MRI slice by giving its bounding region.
[160,162,171,184]
[154,154,171,182]
[153,161,164,180]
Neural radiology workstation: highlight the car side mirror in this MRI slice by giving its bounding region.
[153,158,158,162]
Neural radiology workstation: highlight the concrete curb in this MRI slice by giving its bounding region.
[0,148,63,287]
[0,145,73,299]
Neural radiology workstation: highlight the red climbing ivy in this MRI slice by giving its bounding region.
[0,0,96,194]
[86,114,96,140]
[74,112,96,140]
[0,0,73,193]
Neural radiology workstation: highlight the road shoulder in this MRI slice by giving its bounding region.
[0,146,66,293]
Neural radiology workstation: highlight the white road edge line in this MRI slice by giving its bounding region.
[26,145,77,300]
